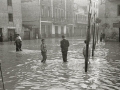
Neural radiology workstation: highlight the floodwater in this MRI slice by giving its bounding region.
[0,37,120,90]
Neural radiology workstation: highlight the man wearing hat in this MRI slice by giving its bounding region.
[60,35,69,62]
[14,34,22,51]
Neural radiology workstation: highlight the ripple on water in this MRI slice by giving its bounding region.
[48,87,69,90]
[1,40,120,90]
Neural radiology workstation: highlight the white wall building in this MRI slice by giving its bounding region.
[0,0,22,41]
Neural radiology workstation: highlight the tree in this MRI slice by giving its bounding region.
[102,23,110,29]
[96,18,101,24]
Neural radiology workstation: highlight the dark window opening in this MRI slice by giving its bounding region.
[7,0,12,6]
[118,5,120,16]
[8,13,13,22]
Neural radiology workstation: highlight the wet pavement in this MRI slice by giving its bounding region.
[0,37,120,90]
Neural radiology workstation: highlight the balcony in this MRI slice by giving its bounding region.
[52,17,67,25]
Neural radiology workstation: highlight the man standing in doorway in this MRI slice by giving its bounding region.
[60,35,69,62]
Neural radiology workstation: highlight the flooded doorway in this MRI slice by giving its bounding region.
[55,26,58,37]
[0,28,3,42]
[24,31,30,40]
[8,29,15,41]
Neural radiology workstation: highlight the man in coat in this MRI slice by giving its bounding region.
[60,35,69,62]
[14,34,22,51]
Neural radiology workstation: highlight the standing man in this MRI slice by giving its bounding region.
[41,39,47,63]
[14,34,22,51]
[60,35,69,62]
[17,34,22,51]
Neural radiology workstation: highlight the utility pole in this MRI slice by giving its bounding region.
[96,24,99,43]
[0,62,5,90]
[92,12,96,56]
[85,0,91,72]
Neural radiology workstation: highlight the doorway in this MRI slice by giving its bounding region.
[24,31,30,40]
[48,25,51,37]
[61,26,64,35]
[0,28,3,42]
[8,29,15,41]
[55,26,58,37]
[70,27,72,37]
[41,25,46,38]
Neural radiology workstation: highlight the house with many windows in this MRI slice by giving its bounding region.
[22,0,74,39]
[74,0,99,37]
[66,0,74,37]
[0,0,22,41]
[99,0,120,41]
[74,5,88,37]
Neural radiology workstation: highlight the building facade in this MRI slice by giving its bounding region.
[66,0,74,37]
[22,0,40,40]
[74,0,99,38]
[90,0,99,38]
[0,0,22,41]
[22,0,74,40]
[52,0,66,38]
[99,0,120,41]
[74,5,88,37]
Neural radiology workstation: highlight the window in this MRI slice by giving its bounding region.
[118,5,120,16]
[48,7,50,17]
[55,9,57,18]
[76,15,77,21]
[62,10,64,18]
[41,5,44,16]
[59,9,61,18]
[57,9,59,18]
[7,0,12,6]
[61,0,62,3]
[8,13,13,22]
[61,10,63,18]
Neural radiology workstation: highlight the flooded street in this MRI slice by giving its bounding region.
[0,37,120,90]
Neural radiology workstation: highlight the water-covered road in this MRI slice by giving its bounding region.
[0,37,120,90]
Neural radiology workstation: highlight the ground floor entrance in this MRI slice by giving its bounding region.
[0,28,3,42]
[55,26,58,38]
[24,31,30,40]
[33,28,39,39]
[8,29,15,41]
